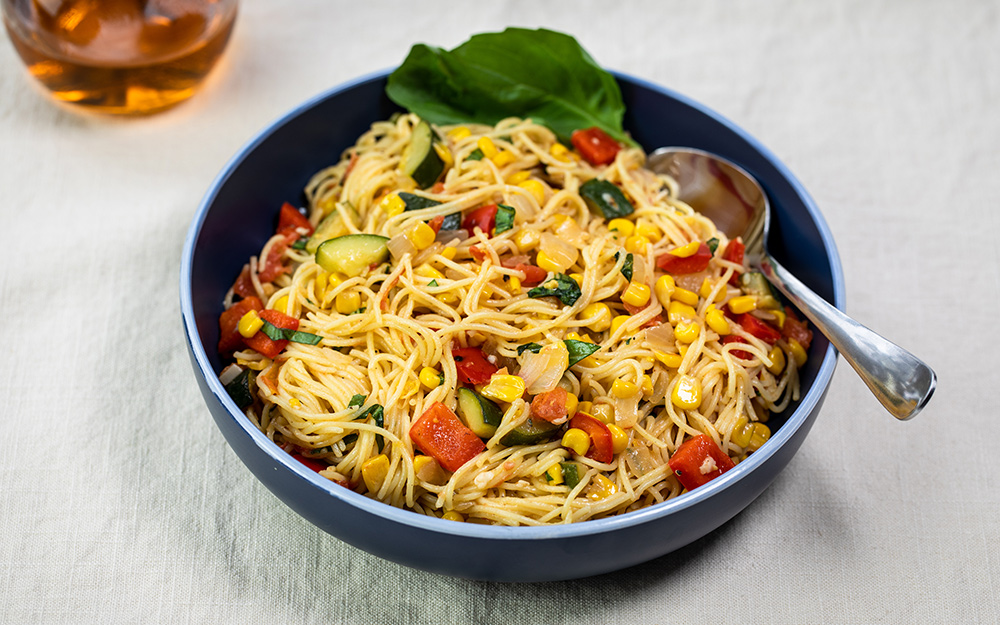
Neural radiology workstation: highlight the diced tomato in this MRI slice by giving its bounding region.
[737,313,782,344]
[409,402,486,472]
[570,127,621,166]
[469,246,487,263]
[463,204,499,235]
[451,347,499,385]
[290,453,326,473]
[218,296,263,353]
[231,265,256,299]
[430,181,446,194]
[722,335,753,360]
[668,434,736,491]
[569,412,614,463]
[258,237,289,283]
[531,388,570,424]
[276,202,313,238]
[656,242,713,274]
[244,309,299,359]
[428,215,445,234]
[342,151,359,181]
[514,263,547,286]
[721,239,745,285]
[782,306,813,349]
[623,299,649,315]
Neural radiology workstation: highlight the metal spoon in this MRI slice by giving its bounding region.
[647,147,936,420]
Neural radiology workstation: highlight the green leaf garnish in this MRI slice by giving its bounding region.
[527,273,581,306]
[614,251,634,281]
[466,148,485,161]
[428,279,438,287]
[385,28,634,145]
[260,320,322,345]
[580,178,634,219]
[399,192,442,211]
[564,339,601,367]
[348,394,366,408]
[495,204,516,234]
[707,237,719,254]
[517,342,543,355]
[290,237,309,250]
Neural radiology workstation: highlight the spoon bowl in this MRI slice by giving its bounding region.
[648,147,936,420]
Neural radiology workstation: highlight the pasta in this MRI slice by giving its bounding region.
[217,114,812,526]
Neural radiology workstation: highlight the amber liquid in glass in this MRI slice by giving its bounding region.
[3,0,237,114]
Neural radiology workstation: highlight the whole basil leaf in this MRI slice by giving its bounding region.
[564,339,600,367]
[386,28,634,145]
[527,273,582,306]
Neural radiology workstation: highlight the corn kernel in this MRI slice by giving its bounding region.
[580,302,612,332]
[565,331,583,341]
[766,346,786,375]
[635,220,661,242]
[611,378,638,399]
[654,350,683,368]
[506,170,531,185]
[770,309,787,328]
[562,428,591,456]
[447,126,471,141]
[607,424,629,454]
[361,454,390,493]
[438,290,458,304]
[668,241,701,258]
[549,142,572,161]
[675,322,700,343]
[730,416,754,448]
[434,142,453,168]
[419,367,441,389]
[610,315,631,335]
[577,401,593,415]
[477,136,498,159]
[440,246,457,260]
[590,404,614,424]
[535,250,563,273]
[747,423,771,452]
[587,474,618,500]
[415,265,445,281]
[706,306,731,335]
[325,273,344,291]
[480,374,525,403]
[728,295,758,314]
[381,192,406,217]
[667,300,697,325]
[335,290,361,314]
[272,295,289,314]
[238,310,263,338]
[442,510,465,522]
[513,228,541,251]
[546,463,564,485]
[518,179,546,205]
[671,375,703,409]
[565,393,579,417]
[678,344,689,357]
[641,374,654,395]
[788,339,808,367]
[654,275,676,307]
[622,282,651,307]
[406,221,437,250]
[671,287,699,306]
[569,273,584,287]
[491,149,516,167]
[624,235,650,254]
[607,218,635,236]
[699,278,726,303]
[508,275,522,294]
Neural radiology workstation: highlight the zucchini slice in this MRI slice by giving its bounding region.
[500,416,559,446]
[315,234,389,276]
[305,203,358,253]
[739,271,782,310]
[401,120,445,189]
[456,387,504,438]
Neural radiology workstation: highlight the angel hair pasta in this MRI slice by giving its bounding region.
[215,114,813,526]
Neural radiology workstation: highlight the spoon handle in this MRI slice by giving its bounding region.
[759,254,936,420]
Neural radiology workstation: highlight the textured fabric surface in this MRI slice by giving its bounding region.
[1,1,997,623]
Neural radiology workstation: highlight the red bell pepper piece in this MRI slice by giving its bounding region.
[655,242,713,274]
[514,263,547,286]
[217,296,263,353]
[782,306,813,350]
[721,239,745,285]
[569,412,614,463]
[451,347,499,385]
[409,402,486,472]
[737,313,782,344]
[531,388,570,424]
[722,335,753,360]
[231,266,257,300]
[290,452,326,473]
[469,246,487,263]
[463,204,499,235]
[276,202,313,238]
[244,309,299,359]
[258,237,290,283]
[570,127,621,166]
[668,434,736,490]
[428,215,445,234]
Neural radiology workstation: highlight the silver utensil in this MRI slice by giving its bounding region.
[647,147,936,420]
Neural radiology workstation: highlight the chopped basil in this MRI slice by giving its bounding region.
[224,369,254,410]
[707,237,719,254]
[527,273,581,306]
[352,400,386,452]
[260,320,322,345]
[399,192,442,211]
[348,394,366,408]
[564,339,601,367]
[467,148,485,161]
[428,279,438,287]
[517,342,543,355]
[614,251,633,281]
[495,204,516,234]
[441,212,463,230]
[580,178,634,219]
[290,236,309,250]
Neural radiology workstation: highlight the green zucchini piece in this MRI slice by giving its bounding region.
[456,387,504,438]
[440,212,462,230]
[402,120,444,188]
[739,271,782,310]
[580,178,634,219]
[398,191,442,212]
[315,234,390,276]
[224,368,254,410]
[560,462,581,489]
[305,203,358,253]
[500,416,559,446]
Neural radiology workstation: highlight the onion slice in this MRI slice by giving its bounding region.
[518,342,569,395]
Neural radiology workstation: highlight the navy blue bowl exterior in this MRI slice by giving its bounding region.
[181,70,843,581]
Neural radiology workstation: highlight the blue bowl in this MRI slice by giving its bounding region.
[181,70,843,582]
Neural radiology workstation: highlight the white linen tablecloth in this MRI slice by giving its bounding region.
[2,1,997,623]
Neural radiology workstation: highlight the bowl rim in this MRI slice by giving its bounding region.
[180,67,844,541]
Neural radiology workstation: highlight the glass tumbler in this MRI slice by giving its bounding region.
[3,0,238,115]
